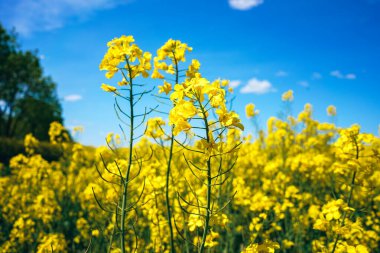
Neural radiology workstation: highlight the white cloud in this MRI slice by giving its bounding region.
[275,70,288,77]
[345,73,356,80]
[229,80,241,88]
[228,0,264,10]
[0,0,128,36]
[64,94,82,102]
[240,78,275,94]
[298,81,309,87]
[330,70,356,80]
[311,72,322,80]
[330,70,344,79]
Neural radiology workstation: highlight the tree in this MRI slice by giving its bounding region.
[0,23,63,141]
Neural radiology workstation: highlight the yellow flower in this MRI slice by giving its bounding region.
[282,89,294,101]
[205,82,226,108]
[154,39,193,69]
[100,35,151,80]
[145,117,166,138]
[49,121,70,144]
[24,133,39,155]
[347,245,369,253]
[167,64,175,75]
[73,126,84,133]
[169,114,192,136]
[117,78,128,86]
[188,214,204,232]
[158,81,172,95]
[186,59,201,78]
[204,230,220,248]
[327,105,337,116]
[101,83,117,92]
[245,103,258,118]
[282,240,294,249]
[216,105,244,131]
[170,84,187,101]
[92,229,100,237]
[242,240,280,253]
[151,68,164,79]
[37,233,68,253]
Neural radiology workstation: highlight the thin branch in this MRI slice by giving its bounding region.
[212,190,236,216]
[95,163,120,186]
[175,139,204,154]
[115,97,131,119]
[92,187,115,214]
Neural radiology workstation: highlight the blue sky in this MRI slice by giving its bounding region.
[1,0,379,146]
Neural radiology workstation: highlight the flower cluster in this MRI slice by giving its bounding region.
[99,35,152,91]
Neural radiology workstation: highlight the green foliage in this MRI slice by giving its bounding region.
[0,23,63,141]
[0,137,62,166]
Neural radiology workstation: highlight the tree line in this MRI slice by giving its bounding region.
[0,23,63,141]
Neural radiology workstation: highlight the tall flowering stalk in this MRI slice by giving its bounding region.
[99,35,153,253]
[153,39,194,253]
[161,60,243,252]
[150,39,194,253]
[147,38,244,252]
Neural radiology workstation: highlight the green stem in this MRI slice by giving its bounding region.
[166,131,175,253]
[182,211,190,253]
[199,158,211,253]
[120,58,134,253]
[108,220,116,253]
[198,98,212,253]
[165,51,179,253]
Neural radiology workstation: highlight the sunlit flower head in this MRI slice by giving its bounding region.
[327,105,337,116]
[101,83,117,92]
[282,89,294,102]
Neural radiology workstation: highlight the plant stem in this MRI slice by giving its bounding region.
[166,132,175,253]
[165,51,179,253]
[108,220,116,253]
[120,59,134,253]
[198,99,212,253]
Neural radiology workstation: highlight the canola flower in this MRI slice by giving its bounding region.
[327,105,337,116]
[281,89,294,102]
[246,103,260,118]
[101,83,117,92]
[246,103,256,118]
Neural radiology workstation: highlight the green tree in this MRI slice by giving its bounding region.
[0,23,63,141]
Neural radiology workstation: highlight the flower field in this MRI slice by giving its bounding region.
[0,36,379,253]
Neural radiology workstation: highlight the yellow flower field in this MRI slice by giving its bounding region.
[0,36,379,253]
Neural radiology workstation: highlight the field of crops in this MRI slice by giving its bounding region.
[0,36,379,253]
